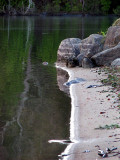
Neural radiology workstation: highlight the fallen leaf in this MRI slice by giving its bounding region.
[100,112,106,114]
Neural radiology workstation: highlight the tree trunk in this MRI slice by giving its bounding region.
[80,0,85,11]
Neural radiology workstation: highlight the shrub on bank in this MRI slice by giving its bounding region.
[113,6,120,16]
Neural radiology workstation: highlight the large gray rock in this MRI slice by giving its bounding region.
[92,43,120,66]
[76,53,84,67]
[80,34,105,58]
[57,38,81,63]
[111,58,120,67]
[82,57,95,68]
[104,26,120,50]
[57,34,105,68]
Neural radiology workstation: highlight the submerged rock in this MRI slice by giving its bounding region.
[42,62,48,65]
[57,68,69,95]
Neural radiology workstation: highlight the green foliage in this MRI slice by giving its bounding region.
[45,3,52,12]
[98,30,107,36]
[101,0,111,14]
[118,94,120,101]
[101,74,118,87]
[65,1,71,12]
[0,0,120,15]
[112,18,120,26]
[100,31,106,36]
[45,2,60,13]
[0,0,7,10]
[53,0,61,5]
[95,124,120,130]
[84,0,101,14]
[71,3,82,12]
[101,67,120,89]
[113,6,120,15]
[53,4,60,13]
[0,0,28,11]
[53,0,82,13]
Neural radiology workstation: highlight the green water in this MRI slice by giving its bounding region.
[0,16,117,160]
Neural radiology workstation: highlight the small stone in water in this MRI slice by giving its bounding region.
[42,62,48,65]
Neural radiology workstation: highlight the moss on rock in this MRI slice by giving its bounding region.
[112,18,120,26]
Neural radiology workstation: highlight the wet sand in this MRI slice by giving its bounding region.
[57,64,120,160]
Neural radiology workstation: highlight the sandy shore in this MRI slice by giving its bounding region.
[57,64,120,160]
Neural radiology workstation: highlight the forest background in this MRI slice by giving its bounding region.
[0,0,120,15]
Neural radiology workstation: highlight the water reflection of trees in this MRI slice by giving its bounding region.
[0,16,71,160]
[0,15,117,160]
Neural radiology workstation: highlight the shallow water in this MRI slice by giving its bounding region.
[0,15,117,160]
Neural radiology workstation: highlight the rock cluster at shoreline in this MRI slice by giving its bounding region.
[57,18,120,68]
